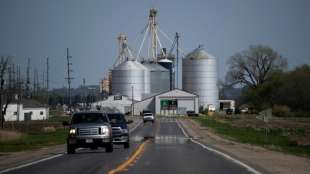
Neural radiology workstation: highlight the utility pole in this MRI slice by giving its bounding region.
[12,64,16,88]
[175,32,180,88]
[26,58,31,98]
[8,65,12,90]
[131,86,134,117]
[46,57,49,105]
[42,71,45,90]
[16,65,21,121]
[33,69,39,97]
[66,48,74,113]
[83,78,86,110]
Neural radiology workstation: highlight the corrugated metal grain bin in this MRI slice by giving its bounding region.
[182,47,219,109]
[111,60,145,101]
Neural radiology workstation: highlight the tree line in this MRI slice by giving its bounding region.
[226,45,310,116]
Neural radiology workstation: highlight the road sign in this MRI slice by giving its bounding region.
[160,99,177,110]
[257,108,272,123]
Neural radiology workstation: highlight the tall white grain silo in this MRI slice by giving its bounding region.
[182,46,219,109]
[111,60,145,101]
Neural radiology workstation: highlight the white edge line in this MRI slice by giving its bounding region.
[0,154,63,174]
[176,119,262,174]
[129,119,142,133]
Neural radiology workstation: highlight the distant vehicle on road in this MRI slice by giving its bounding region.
[106,113,132,148]
[66,111,113,154]
[208,105,216,112]
[240,107,249,114]
[187,111,199,117]
[143,113,155,123]
[226,108,234,115]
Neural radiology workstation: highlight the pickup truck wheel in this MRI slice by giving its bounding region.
[67,144,75,154]
[124,142,130,149]
[106,143,113,152]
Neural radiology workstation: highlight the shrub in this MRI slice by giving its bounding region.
[273,105,291,117]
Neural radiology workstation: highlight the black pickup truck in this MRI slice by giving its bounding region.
[106,113,132,148]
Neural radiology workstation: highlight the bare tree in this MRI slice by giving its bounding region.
[226,45,287,88]
[0,57,10,128]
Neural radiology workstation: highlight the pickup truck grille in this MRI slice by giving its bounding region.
[78,127,99,136]
[112,127,122,135]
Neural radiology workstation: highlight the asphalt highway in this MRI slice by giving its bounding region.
[4,118,256,174]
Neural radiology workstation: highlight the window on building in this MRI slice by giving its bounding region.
[40,111,44,115]
[13,112,17,115]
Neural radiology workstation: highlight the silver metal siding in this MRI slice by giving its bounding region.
[182,58,219,108]
[111,61,145,101]
[142,62,170,94]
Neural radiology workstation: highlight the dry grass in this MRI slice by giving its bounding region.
[41,126,56,133]
[0,130,22,142]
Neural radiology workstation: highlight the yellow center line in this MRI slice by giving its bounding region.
[108,140,148,174]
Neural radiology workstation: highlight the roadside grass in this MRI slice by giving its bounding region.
[194,116,310,158]
[47,115,71,123]
[0,129,67,152]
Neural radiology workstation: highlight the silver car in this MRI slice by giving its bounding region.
[66,112,113,154]
[143,113,155,123]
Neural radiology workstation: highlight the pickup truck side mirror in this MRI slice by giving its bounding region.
[126,120,133,124]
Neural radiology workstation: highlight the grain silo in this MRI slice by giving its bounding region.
[142,61,170,95]
[158,58,174,90]
[111,60,145,101]
[182,46,219,109]
[136,61,150,95]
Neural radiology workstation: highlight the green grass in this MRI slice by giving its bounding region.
[194,116,310,158]
[0,129,67,152]
[47,115,71,123]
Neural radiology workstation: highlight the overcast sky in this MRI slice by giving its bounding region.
[0,0,309,89]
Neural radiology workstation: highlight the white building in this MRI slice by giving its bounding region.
[91,95,133,114]
[4,99,49,121]
[219,100,236,111]
[134,89,199,116]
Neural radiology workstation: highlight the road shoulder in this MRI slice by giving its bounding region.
[179,118,310,174]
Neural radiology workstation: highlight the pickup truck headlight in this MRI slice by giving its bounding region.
[122,129,128,134]
[101,126,109,135]
[69,128,76,134]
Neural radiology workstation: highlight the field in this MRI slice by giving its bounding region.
[0,129,67,152]
[194,114,310,158]
[0,115,70,152]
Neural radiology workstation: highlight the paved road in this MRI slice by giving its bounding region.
[4,118,255,174]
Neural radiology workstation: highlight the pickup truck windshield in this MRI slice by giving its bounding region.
[71,113,108,124]
[107,114,126,124]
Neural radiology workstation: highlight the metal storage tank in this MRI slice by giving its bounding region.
[158,58,174,90]
[182,46,219,109]
[111,60,145,101]
[135,62,150,95]
[142,61,170,95]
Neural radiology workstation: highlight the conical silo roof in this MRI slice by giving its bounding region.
[113,60,143,70]
[185,46,215,60]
